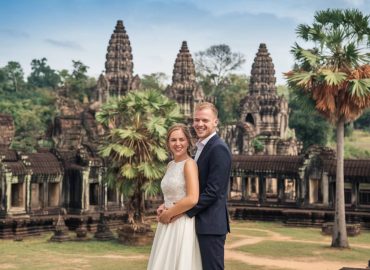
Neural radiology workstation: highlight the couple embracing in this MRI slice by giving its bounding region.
[147,102,232,270]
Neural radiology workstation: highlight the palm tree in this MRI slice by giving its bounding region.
[96,90,182,228]
[285,9,370,248]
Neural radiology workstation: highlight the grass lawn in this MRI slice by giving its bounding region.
[327,129,370,158]
[237,240,370,263]
[0,221,369,270]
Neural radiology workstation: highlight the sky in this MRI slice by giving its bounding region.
[0,0,369,85]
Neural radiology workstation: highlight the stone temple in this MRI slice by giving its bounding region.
[223,43,302,155]
[1,21,370,239]
[0,20,138,238]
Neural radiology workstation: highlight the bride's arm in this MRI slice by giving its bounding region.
[159,159,199,223]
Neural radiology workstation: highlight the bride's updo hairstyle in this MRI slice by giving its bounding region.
[166,123,193,156]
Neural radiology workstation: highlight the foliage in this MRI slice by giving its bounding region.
[344,144,370,158]
[0,61,25,92]
[277,85,290,100]
[354,108,370,131]
[195,44,247,124]
[140,72,168,93]
[0,88,56,152]
[59,60,97,101]
[288,88,332,149]
[215,74,249,124]
[28,58,61,89]
[96,90,182,224]
[0,59,95,151]
[251,137,264,153]
[286,9,370,123]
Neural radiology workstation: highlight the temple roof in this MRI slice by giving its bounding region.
[232,154,370,179]
[232,155,304,175]
[324,159,370,178]
[249,43,277,95]
[0,149,18,162]
[2,161,27,175]
[24,152,63,175]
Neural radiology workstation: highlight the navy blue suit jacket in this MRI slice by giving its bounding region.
[186,134,232,235]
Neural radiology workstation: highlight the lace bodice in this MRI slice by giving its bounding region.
[161,160,187,208]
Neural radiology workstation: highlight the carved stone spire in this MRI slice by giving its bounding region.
[233,43,301,155]
[104,20,135,98]
[166,41,205,119]
[249,43,277,95]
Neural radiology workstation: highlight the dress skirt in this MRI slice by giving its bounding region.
[147,215,202,270]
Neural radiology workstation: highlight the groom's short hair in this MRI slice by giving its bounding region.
[194,102,218,118]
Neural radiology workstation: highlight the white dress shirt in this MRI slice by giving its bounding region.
[194,132,217,161]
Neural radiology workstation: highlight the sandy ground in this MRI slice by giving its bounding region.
[225,227,369,270]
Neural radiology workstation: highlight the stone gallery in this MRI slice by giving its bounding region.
[1,20,370,238]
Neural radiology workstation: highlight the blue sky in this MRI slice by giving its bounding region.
[1,0,369,85]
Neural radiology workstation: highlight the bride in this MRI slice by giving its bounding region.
[147,123,202,270]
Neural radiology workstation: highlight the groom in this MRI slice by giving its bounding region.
[186,102,232,270]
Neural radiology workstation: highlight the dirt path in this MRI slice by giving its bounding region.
[225,227,369,270]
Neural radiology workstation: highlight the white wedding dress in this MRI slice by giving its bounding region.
[147,159,202,270]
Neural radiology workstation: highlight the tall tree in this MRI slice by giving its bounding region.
[195,44,245,91]
[0,62,25,92]
[217,73,249,123]
[195,44,246,123]
[28,57,60,89]
[4,61,25,92]
[285,9,370,248]
[96,90,181,228]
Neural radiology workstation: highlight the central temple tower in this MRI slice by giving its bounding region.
[165,41,205,123]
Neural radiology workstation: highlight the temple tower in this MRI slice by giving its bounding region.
[97,20,140,102]
[237,43,300,155]
[166,41,205,122]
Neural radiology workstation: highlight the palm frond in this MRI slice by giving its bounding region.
[150,145,169,161]
[321,69,347,86]
[147,116,167,137]
[301,50,321,67]
[111,143,135,158]
[286,71,315,88]
[296,24,311,41]
[117,179,135,198]
[120,163,138,179]
[137,162,165,180]
[348,78,370,97]
[99,144,113,157]
[143,180,162,197]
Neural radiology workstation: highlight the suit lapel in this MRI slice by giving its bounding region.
[196,134,219,165]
